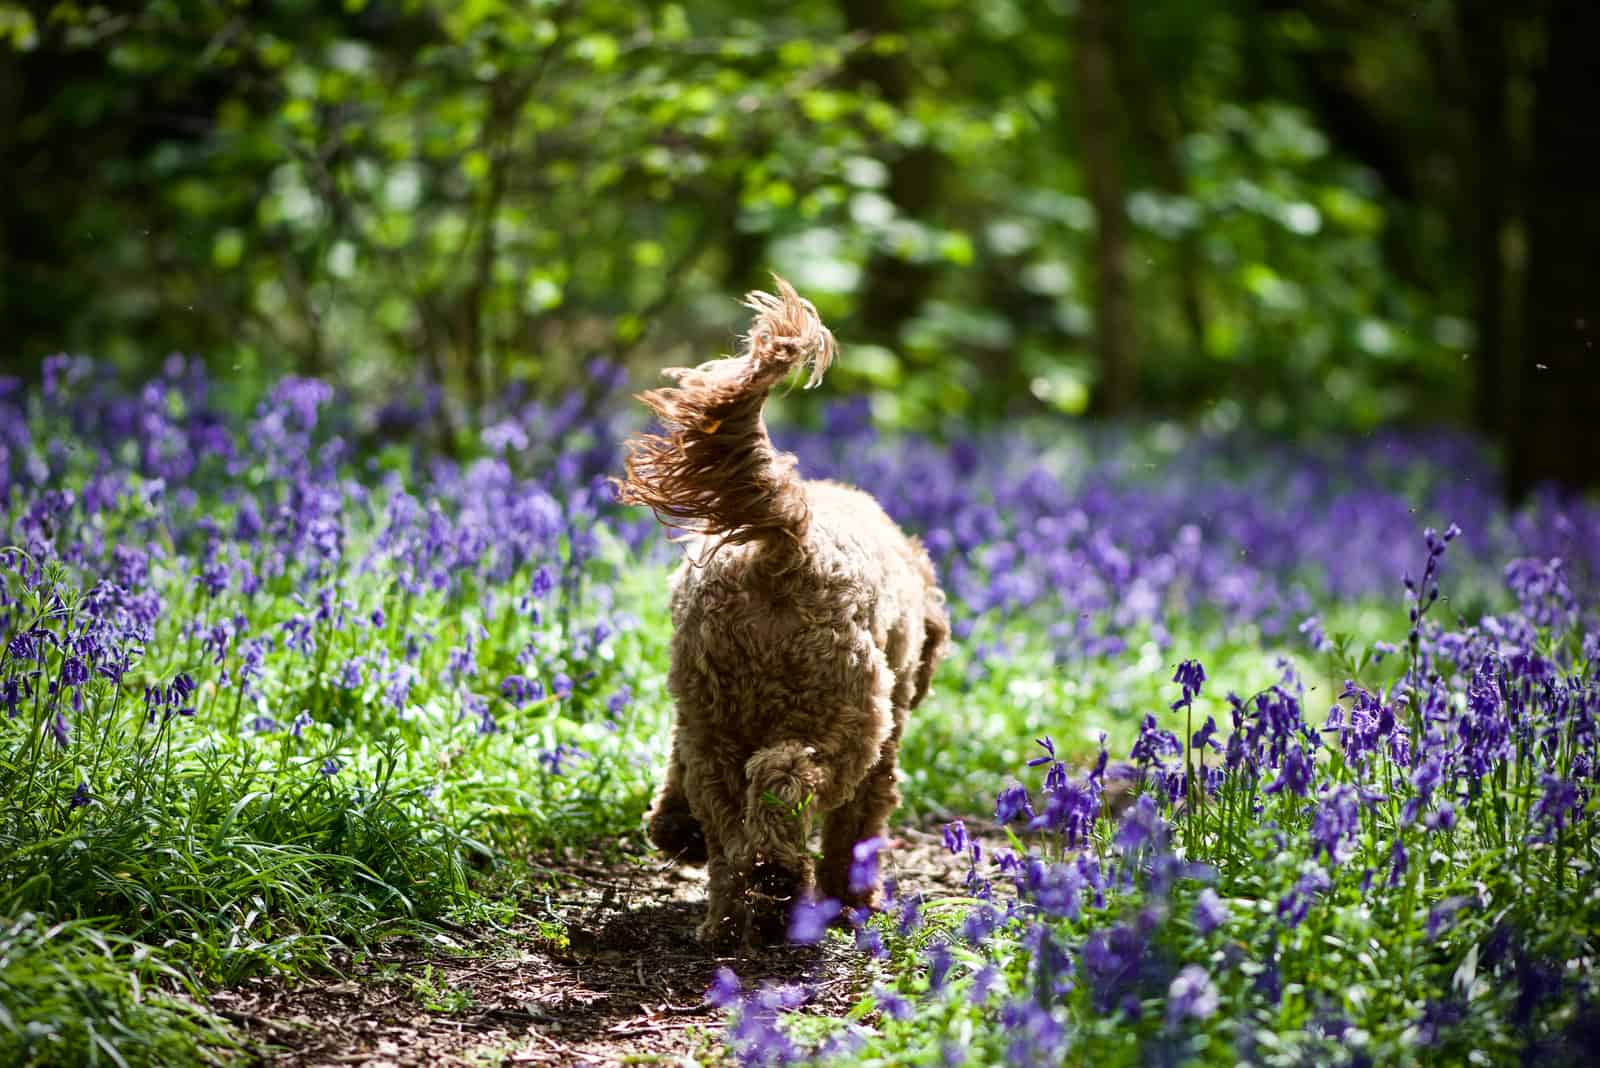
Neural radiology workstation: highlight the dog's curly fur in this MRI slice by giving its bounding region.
[615,278,950,947]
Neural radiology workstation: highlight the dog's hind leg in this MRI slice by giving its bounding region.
[817,744,900,910]
[647,739,707,864]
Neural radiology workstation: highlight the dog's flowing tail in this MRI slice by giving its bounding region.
[616,277,835,550]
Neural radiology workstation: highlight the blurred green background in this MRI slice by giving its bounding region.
[2,0,1596,495]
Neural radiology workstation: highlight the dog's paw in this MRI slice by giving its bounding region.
[696,913,744,950]
[648,801,708,865]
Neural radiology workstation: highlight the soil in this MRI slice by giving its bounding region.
[214,819,986,1067]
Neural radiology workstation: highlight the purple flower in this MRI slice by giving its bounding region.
[1309,784,1360,865]
[1387,837,1410,888]
[1131,713,1182,766]
[1531,774,1580,841]
[320,757,342,777]
[855,924,886,959]
[706,966,741,1008]
[1426,896,1471,942]
[1171,658,1207,707]
[1027,736,1056,767]
[873,985,913,1021]
[68,781,92,809]
[848,836,887,896]
[1265,743,1313,797]
[995,783,1034,824]
[1299,615,1333,653]
[531,565,556,599]
[605,685,632,715]
[291,710,313,738]
[942,819,969,855]
[1115,795,1165,854]
[787,896,841,945]
[60,656,89,688]
[926,942,953,992]
[1166,965,1219,1027]
[1081,922,1145,1016]
[1193,888,1229,935]
[538,743,588,776]
[1276,865,1330,929]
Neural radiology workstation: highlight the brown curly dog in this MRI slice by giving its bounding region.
[615,278,950,947]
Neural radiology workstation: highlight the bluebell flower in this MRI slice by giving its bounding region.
[942,819,969,855]
[855,924,886,959]
[897,893,922,936]
[1531,774,1580,841]
[291,710,313,738]
[969,964,1001,1005]
[320,757,342,777]
[995,783,1034,824]
[1171,658,1207,707]
[707,966,741,1008]
[926,942,953,992]
[962,904,1000,946]
[531,565,556,599]
[605,685,632,715]
[787,897,840,945]
[848,836,887,895]
[1276,865,1330,928]
[873,986,913,1021]
[538,743,588,776]
[1265,743,1313,797]
[60,656,89,687]
[1426,896,1471,942]
[69,781,92,809]
[1166,965,1219,1027]
[1194,888,1229,935]
[1081,922,1145,1016]
[1310,784,1360,865]
[1387,837,1409,888]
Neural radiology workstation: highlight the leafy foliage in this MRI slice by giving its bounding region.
[3,1,1481,430]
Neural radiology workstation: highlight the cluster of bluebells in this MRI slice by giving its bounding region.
[1,356,646,824]
[707,526,1600,1065]
[787,409,1600,673]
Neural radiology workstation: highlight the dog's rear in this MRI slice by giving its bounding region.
[617,279,948,946]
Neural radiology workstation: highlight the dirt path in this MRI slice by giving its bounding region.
[216,822,980,1067]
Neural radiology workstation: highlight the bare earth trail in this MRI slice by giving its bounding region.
[215,822,981,1067]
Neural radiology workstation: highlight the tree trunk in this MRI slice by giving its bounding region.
[1109,12,1205,358]
[1074,0,1139,416]
[839,0,940,348]
[1510,0,1600,499]
[1457,0,1511,444]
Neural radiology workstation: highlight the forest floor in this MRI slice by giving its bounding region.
[213,820,978,1067]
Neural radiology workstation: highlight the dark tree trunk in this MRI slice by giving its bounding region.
[1074,0,1139,416]
[1109,12,1205,358]
[1510,0,1600,500]
[839,0,940,348]
[1457,0,1511,444]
